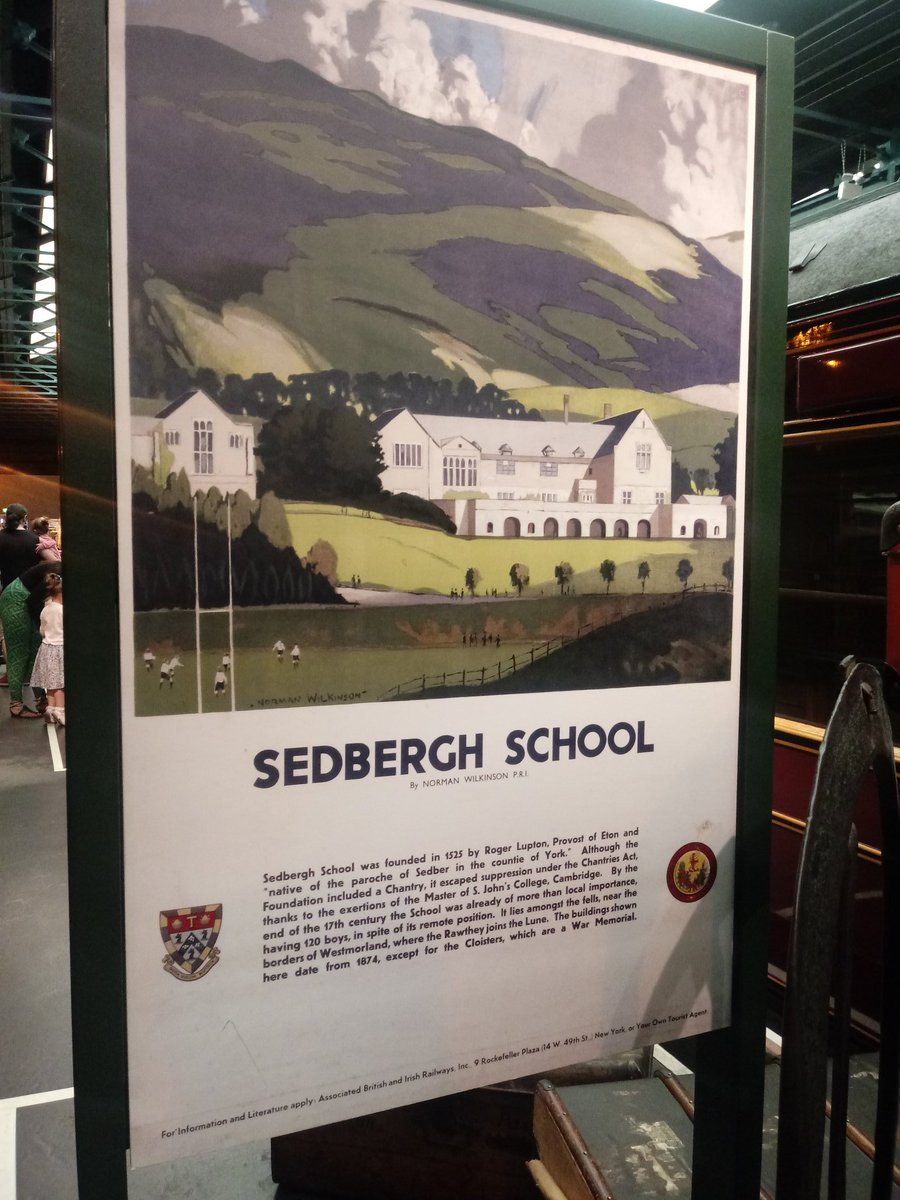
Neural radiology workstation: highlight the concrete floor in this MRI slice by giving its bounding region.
[0,710,312,1199]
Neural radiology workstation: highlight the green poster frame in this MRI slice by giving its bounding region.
[55,1,792,1195]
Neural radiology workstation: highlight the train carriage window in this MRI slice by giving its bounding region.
[777,423,900,739]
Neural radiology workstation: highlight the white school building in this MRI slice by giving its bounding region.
[131,389,257,498]
[375,406,732,540]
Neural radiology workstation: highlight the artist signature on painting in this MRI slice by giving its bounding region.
[251,690,367,708]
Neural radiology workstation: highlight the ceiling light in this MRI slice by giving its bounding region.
[647,0,718,10]
[793,187,829,206]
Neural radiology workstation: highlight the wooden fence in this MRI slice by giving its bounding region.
[380,585,729,700]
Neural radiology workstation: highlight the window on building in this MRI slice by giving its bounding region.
[655,491,665,505]
[497,459,516,475]
[229,433,245,449]
[540,461,558,477]
[497,491,515,500]
[541,492,557,503]
[573,447,585,458]
[580,492,592,502]
[486,522,494,533]
[636,443,651,471]
[393,443,422,468]
[622,490,632,504]
[542,445,555,457]
[680,526,687,535]
[499,443,512,455]
[193,420,213,474]
[165,431,180,446]
[527,523,535,534]
[442,456,477,488]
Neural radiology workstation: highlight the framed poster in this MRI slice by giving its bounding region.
[57,0,792,1191]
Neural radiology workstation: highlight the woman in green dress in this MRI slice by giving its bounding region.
[0,559,61,718]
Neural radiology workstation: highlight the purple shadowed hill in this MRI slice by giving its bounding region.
[126,25,635,297]
[415,239,740,390]
[126,24,743,391]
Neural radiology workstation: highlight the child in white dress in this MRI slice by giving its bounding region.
[29,571,64,725]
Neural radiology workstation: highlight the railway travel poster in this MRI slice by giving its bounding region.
[110,0,756,1167]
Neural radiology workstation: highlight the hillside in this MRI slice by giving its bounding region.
[406,592,732,698]
[284,502,735,597]
[126,25,743,398]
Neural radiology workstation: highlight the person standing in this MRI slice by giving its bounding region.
[0,558,60,718]
[29,571,64,726]
[0,504,43,694]
[291,644,301,668]
[30,517,61,561]
[0,503,39,587]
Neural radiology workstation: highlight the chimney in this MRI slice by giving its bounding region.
[563,393,570,424]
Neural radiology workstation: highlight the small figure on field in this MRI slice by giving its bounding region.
[221,651,231,672]
[273,639,285,661]
[291,644,301,668]
[143,647,155,672]
[213,668,226,697]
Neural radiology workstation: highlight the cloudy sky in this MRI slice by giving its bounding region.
[127,0,754,241]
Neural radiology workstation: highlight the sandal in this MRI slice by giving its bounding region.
[10,702,41,719]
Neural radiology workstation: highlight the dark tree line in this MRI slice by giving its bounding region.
[671,421,738,501]
[132,472,345,611]
[156,366,543,424]
[255,400,456,533]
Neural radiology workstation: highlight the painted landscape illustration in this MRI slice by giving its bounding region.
[124,0,752,716]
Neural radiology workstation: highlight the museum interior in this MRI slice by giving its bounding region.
[1,0,899,1197]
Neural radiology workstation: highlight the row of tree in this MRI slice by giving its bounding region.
[152,366,542,424]
[672,424,737,503]
[499,556,735,597]
[131,468,346,611]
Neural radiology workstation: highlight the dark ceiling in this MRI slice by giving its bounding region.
[1,0,899,474]
[711,0,900,204]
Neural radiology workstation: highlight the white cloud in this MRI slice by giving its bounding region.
[302,0,371,84]
[224,0,267,25]
[659,69,749,238]
[297,0,497,127]
[494,37,633,172]
[366,4,496,127]
[441,53,498,130]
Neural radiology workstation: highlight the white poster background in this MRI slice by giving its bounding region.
[109,0,756,1168]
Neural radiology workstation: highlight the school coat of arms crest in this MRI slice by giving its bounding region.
[160,904,222,980]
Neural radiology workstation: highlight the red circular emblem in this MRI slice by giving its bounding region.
[667,842,717,902]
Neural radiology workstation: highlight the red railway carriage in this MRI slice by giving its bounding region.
[773,183,900,1037]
